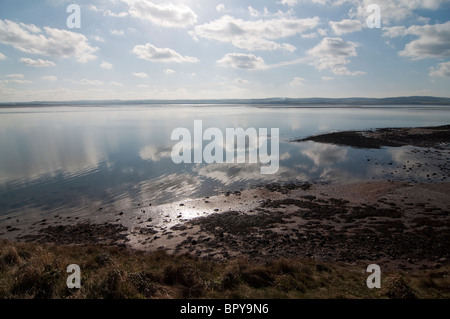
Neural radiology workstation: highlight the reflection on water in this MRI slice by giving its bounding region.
[0,105,449,218]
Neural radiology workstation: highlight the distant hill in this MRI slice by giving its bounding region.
[1,96,450,107]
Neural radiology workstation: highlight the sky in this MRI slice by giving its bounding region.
[0,0,449,102]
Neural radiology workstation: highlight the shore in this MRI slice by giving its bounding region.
[1,124,449,298]
[8,180,449,271]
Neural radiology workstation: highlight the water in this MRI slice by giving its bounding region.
[1,104,449,219]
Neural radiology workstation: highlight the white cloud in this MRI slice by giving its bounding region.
[350,0,448,24]
[0,19,98,63]
[191,15,319,52]
[302,142,348,166]
[104,10,129,18]
[110,29,124,36]
[216,4,225,12]
[133,43,199,63]
[132,72,149,78]
[248,6,260,17]
[429,61,450,77]
[123,0,197,28]
[164,69,175,74]
[0,52,6,60]
[139,145,171,162]
[80,79,104,86]
[93,36,105,42]
[307,37,365,76]
[329,19,363,35]
[278,0,299,6]
[19,57,56,67]
[110,81,123,86]
[290,77,306,86]
[301,32,318,39]
[6,74,24,79]
[88,4,101,12]
[2,74,33,85]
[235,78,249,85]
[4,80,33,84]
[217,53,266,70]
[100,61,113,69]
[322,76,335,81]
[382,26,407,38]
[383,22,450,60]
[41,75,58,81]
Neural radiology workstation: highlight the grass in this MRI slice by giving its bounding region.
[0,239,449,299]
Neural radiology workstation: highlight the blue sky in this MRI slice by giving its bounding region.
[0,0,449,102]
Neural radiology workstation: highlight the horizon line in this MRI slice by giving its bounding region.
[1,95,450,106]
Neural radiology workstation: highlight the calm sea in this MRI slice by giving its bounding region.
[1,104,449,219]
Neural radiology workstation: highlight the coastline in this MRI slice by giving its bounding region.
[1,124,449,298]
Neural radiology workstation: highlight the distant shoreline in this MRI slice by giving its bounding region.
[1,96,450,107]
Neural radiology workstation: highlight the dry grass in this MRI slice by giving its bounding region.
[0,240,448,299]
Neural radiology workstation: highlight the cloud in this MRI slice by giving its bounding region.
[3,80,33,84]
[301,32,318,39]
[110,81,123,86]
[307,37,365,76]
[6,74,24,79]
[290,77,306,87]
[301,142,348,166]
[0,52,6,60]
[350,0,448,24]
[430,61,450,77]
[329,19,363,35]
[235,78,249,84]
[278,0,299,6]
[19,57,56,67]
[2,74,33,85]
[123,0,197,28]
[216,4,225,12]
[248,6,260,17]
[80,79,104,86]
[164,69,175,74]
[139,145,171,162]
[41,75,58,81]
[191,15,319,52]
[110,29,124,36]
[302,0,448,24]
[0,19,98,63]
[133,43,199,63]
[132,72,149,78]
[217,53,266,70]
[100,61,113,69]
[383,22,450,60]
[93,36,105,42]
[104,10,129,18]
[88,4,101,12]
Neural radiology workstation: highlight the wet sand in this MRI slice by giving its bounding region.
[1,125,449,272]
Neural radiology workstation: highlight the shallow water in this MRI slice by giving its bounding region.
[1,105,449,218]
